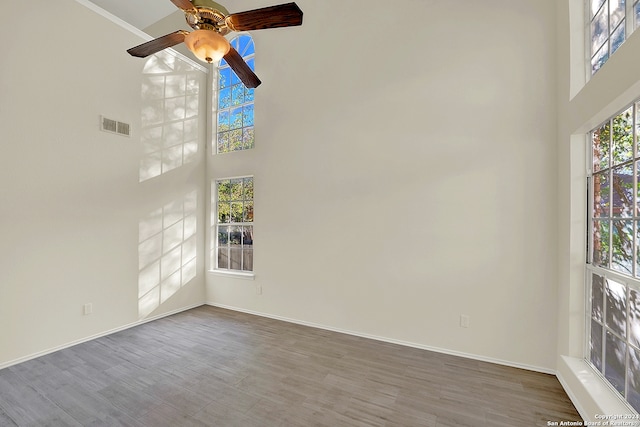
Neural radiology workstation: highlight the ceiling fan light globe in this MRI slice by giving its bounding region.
[184,30,230,63]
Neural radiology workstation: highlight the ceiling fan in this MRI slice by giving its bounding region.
[127,0,303,88]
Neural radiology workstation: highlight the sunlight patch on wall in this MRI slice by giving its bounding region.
[139,52,201,182]
[138,190,198,318]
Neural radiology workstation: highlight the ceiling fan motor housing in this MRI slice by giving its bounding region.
[187,0,231,34]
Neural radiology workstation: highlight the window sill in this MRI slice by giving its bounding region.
[209,269,255,280]
[557,355,636,421]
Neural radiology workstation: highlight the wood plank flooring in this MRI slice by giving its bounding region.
[0,305,580,426]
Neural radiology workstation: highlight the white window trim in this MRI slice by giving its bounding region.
[586,101,640,412]
[209,269,255,280]
[211,176,255,274]
[213,33,256,155]
[585,265,640,414]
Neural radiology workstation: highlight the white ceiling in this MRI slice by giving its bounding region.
[88,0,177,30]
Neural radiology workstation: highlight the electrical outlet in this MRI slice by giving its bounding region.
[256,284,262,295]
[460,314,470,328]
[83,303,93,315]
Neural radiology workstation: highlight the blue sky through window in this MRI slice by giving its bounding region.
[216,34,255,153]
[590,0,631,74]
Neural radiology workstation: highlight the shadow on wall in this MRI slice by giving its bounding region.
[139,52,201,182]
[138,190,198,318]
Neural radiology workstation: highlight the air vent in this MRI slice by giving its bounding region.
[102,116,117,133]
[100,115,131,137]
[116,121,130,136]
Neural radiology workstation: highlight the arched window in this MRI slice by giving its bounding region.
[215,34,255,153]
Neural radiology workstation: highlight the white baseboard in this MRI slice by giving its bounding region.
[3,300,606,420]
[0,303,204,371]
[1,301,556,377]
[205,301,556,375]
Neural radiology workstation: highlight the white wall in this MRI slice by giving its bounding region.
[0,0,564,375]
[0,0,207,366]
[207,0,559,371]
[2,0,633,415]
[556,0,640,420]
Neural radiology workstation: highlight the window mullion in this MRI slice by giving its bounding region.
[602,278,608,374]
[626,4,632,37]
[241,226,245,271]
[609,119,614,267]
[634,103,638,278]
[587,0,593,80]
[625,284,631,400]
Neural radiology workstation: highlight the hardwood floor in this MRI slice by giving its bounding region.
[0,306,580,426]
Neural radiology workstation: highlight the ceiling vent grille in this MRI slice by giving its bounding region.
[100,115,131,137]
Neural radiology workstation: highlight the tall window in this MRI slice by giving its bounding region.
[215,34,255,154]
[588,102,640,411]
[591,106,635,274]
[213,177,254,272]
[589,0,640,74]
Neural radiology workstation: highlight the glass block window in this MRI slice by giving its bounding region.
[215,35,255,153]
[213,177,254,272]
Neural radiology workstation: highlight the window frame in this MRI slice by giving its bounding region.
[213,33,256,154]
[586,100,640,413]
[587,0,639,77]
[211,176,254,276]
[586,267,640,413]
[588,104,637,275]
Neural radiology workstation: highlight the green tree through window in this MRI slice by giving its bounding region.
[588,102,640,412]
[592,106,634,274]
[214,177,254,272]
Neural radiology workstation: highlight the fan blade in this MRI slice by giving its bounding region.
[224,47,262,89]
[170,0,196,12]
[226,2,303,31]
[127,31,187,58]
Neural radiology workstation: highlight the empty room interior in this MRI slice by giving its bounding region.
[1,0,639,425]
